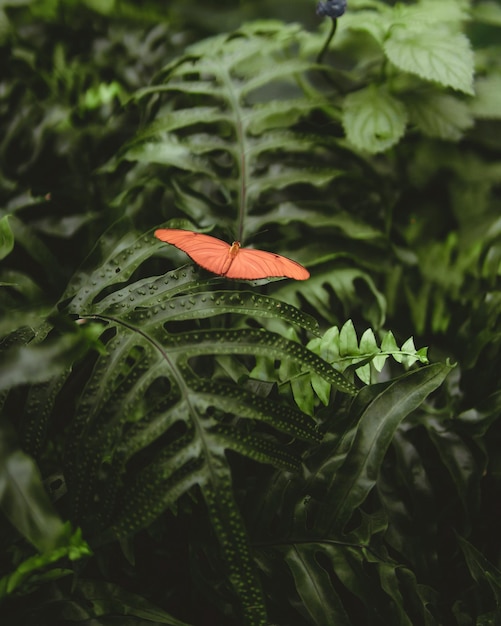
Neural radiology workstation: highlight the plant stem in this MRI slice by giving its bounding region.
[316,18,338,65]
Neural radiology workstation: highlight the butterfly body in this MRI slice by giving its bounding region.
[154,229,309,280]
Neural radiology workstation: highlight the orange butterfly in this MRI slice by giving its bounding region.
[154,229,310,280]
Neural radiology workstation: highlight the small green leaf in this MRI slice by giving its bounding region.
[343,85,407,153]
[372,353,388,373]
[356,363,372,385]
[311,373,331,406]
[381,331,399,353]
[0,215,14,260]
[400,337,416,354]
[417,347,429,361]
[291,373,315,416]
[318,326,341,362]
[359,328,378,354]
[339,320,358,356]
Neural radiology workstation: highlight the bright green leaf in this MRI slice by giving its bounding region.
[343,85,408,153]
[381,330,398,353]
[339,320,358,356]
[356,363,371,384]
[359,328,378,354]
[384,27,475,95]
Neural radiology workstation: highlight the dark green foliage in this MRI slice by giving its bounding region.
[1,1,501,625]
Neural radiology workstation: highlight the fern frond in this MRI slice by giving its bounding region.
[111,21,344,255]
[309,320,429,386]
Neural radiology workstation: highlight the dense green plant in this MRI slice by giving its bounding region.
[1,0,501,625]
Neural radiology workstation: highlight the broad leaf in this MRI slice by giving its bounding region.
[315,362,453,533]
[384,27,474,95]
[343,86,408,154]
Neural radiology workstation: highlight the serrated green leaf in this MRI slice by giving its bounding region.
[343,85,408,153]
[384,27,474,95]
[393,0,469,24]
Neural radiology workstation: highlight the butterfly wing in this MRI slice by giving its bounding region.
[225,247,310,280]
[154,229,232,275]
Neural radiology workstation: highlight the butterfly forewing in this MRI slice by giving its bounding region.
[155,229,232,274]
